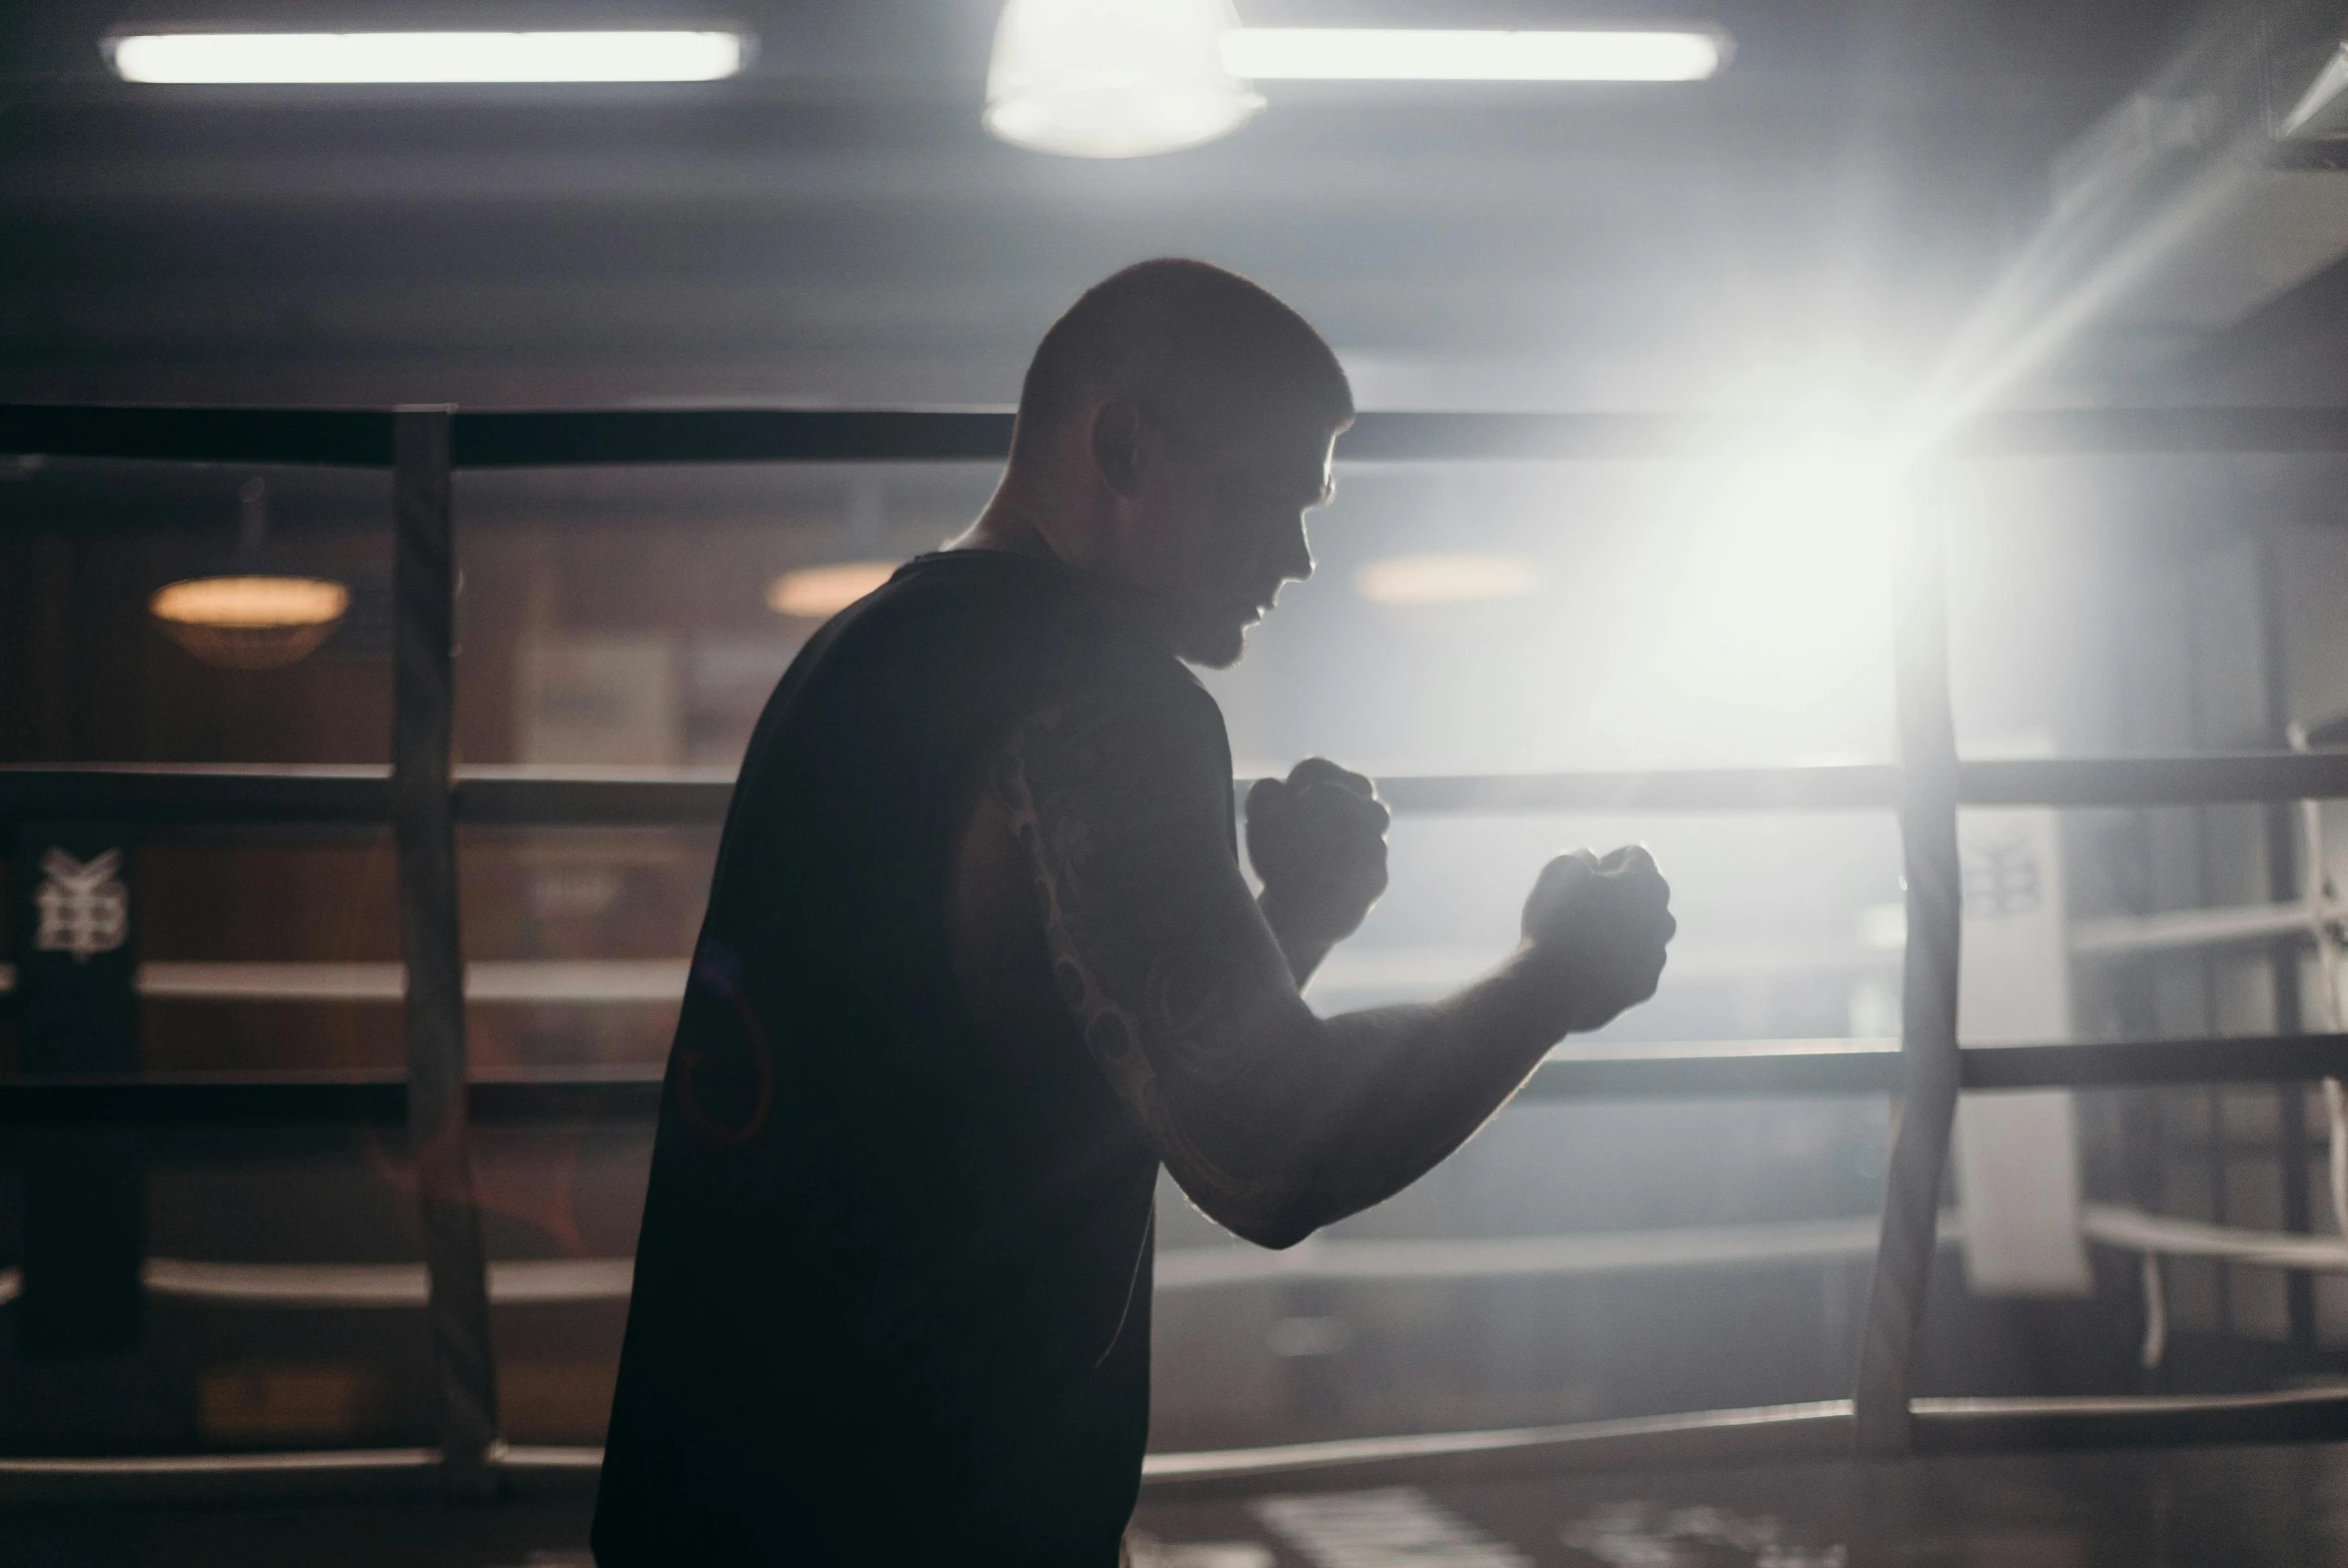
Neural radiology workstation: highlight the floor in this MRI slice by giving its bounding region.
[10,1442,2348,1565]
[1135,1443,2348,1567]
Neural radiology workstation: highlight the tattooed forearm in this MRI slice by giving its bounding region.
[994,679,1589,1249]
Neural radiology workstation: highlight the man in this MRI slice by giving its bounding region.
[593,259,1673,1565]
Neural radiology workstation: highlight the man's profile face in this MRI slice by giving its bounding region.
[1099,402,1341,669]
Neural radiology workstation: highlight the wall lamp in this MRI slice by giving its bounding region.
[766,562,899,621]
[1355,554,1543,608]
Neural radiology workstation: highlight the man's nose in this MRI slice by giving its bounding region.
[1273,521,1313,584]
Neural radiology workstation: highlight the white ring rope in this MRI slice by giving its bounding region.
[0,1199,2304,1387]
[136,1256,636,1306]
[2293,735,2348,1257]
[2121,756,2348,1369]
[0,1258,630,1309]
[2081,1204,2348,1270]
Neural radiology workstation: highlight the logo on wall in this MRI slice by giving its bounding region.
[1961,831,2042,920]
[33,846,130,963]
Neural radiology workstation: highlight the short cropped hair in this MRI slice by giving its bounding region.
[1011,259,1352,466]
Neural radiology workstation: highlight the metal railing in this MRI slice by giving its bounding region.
[7,400,2348,1502]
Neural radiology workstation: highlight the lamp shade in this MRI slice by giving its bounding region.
[150,576,350,668]
[985,0,1260,158]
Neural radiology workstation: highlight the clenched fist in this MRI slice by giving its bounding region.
[1520,844,1675,1034]
[1246,758,1390,945]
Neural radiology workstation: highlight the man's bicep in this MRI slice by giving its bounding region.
[991,684,1307,1197]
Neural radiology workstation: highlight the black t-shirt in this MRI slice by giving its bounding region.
[594,551,1228,1566]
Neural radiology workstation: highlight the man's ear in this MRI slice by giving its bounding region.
[1089,398,1147,499]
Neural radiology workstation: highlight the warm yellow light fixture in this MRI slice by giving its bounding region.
[765,561,898,619]
[150,576,350,668]
[1354,554,1541,607]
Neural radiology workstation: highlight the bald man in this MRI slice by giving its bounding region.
[593,260,1674,1566]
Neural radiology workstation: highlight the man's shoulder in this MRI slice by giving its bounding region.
[849,551,1205,706]
[744,550,1215,773]
[1007,635,1231,810]
[835,550,1099,656]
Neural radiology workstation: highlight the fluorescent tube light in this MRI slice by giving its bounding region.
[1223,27,1725,83]
[106,30,747,85]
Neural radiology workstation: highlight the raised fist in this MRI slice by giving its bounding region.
[1519,844,1675,1034]
[1245,758,1391,944]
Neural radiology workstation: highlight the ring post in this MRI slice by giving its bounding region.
[392,407,501,1494]
[1854,493,1965,1457]
[2256,529,2319,1352]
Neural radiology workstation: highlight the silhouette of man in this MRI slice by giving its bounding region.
[593,259,1674,1566]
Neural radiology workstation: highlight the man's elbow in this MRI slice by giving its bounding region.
[1168,1163,1325,1249]
[1233,1215,1319,1251]
[1217,1194,1325,1252]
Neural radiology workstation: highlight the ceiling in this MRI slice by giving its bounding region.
[2,0,2327,414]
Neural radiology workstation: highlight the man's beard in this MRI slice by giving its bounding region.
[1125,588,1253,669]
[1170,611,1250,670]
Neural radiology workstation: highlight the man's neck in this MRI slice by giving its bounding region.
[953,485,1064,560]
[952,480,1196,661]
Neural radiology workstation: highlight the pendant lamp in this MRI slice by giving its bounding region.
[985,0,1259,158]
[148,478,351,669]
[150,576,350,668]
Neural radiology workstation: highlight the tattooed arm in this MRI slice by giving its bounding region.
[994,675,1674,1249]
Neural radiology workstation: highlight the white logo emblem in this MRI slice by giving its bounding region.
[34,847,129,963]
[1962,831,2042,920]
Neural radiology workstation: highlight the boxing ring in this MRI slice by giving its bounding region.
[7,402,2348,1510]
